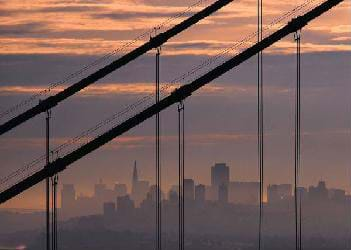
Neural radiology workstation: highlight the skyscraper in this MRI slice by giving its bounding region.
[195,184,206,203]
[132,160,138,188]
[184,179,195,201]
[211,163,230,188]
[131,161,150,207]
[218,184,228,203]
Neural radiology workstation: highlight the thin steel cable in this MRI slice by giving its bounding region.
[182,103,185,250]
[294,29,301,250]
[0,0,210,120]
[155,46,162,250]
[0,1,317,191]
[177,101,185,250]
[0,0,317,121]
[257,0,264,249]
[0,0,321,191]
[178,102,185,250]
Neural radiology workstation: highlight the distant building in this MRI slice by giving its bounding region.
[184,179,195,201]
[148,185,165,202]
[131,161,150,207]
[103,202,115,217]
[329,188,346,203]
[94,179,115,203]
[76,194,99,215]
[117,195,135,214]
[309,181,328,202]
[205,185,218,201]
[195,184,206,203]
[114,183,127,197]
[229,182,259,205]
[297,187,308,200]
[267,184,292,204]
[218,184,228,203]
[168,190,178,204]
[61,184,76,211]
[95,179,107,198]
[211,163,229,188]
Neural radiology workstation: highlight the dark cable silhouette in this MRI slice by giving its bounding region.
[178,101,185,250]
[257,0,264,249]
[0,0,321,191]
[45,109,51,250]
[294,29,302,250]
[0,0,234,136]
[155,45,162,250]
[0,0,344,204]
[0,0,210,121]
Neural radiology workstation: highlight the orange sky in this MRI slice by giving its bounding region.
[0,0,350,209]
[0,0,349,55]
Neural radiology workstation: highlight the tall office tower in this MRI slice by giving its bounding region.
[131,161,149,207]
[184,179,195,201]
[61,184,76,211]
[132,160,138,188]
[211,163,230,188]
[218,184,228,203]
[195,184,206,203]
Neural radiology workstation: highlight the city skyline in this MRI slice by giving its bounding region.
[0,0,350,211]
[59,162,348,214]
[0,1,349,249]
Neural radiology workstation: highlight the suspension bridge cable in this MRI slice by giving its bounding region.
[257,0,264,249]
[0,0,210,121]
[294,29,301,250]
[0,0,344,204]
[0,0,234,136]
[0,0,323,192]
[0,0,324,194]
[178,101,185,250]
[0,0,335,189]
[155,45,162,250]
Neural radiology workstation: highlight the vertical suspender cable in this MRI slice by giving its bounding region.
[298,30,302,250]
[155,44,162,250]
[51,173,58,250]
[45,109,51,250]
[294,29,302,250]
[51,177,54,250]
[178,104,181,250]
[183,103,185,250]
[178,101,185,250]
[257,0,264,249]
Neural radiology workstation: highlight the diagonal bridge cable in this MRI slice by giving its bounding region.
[0,0,344,204]
[0,0,234,136]
[0,0,211,121]
[0,0,326,193]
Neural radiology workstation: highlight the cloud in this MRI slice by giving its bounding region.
[0,23,49,35]
[0,0,348,56]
